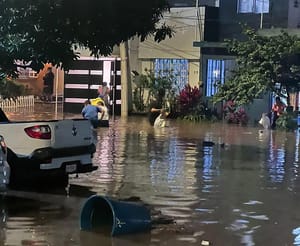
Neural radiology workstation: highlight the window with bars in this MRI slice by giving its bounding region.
[154,59,188,92]
[206,59,224,97]
[237,0,269,13]
[205,59,235,97]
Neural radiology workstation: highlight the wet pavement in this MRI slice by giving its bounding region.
[1,103,300,245]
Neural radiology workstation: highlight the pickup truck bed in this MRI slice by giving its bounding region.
[0,108,97,186]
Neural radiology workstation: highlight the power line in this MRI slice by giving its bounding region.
[141,40,201,62]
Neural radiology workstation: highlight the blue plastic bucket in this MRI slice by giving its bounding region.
[80,195,151,236]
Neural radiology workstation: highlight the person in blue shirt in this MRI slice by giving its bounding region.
[81,100,101,128]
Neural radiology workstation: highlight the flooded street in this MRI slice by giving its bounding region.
[1,104,300,245]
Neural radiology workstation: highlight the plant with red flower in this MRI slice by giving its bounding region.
[223,100,248,125]
[177,84,212,121]
[179,84,201,113]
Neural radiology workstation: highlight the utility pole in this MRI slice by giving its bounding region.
[260,0,264,29]
[260,12,263,29]
[55,67,59,118]
[120,41,132,117]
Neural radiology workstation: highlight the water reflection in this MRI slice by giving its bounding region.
[79,231,151,246]
[267,131,286,183]
[2,105,300,245]
[0,195,73,245]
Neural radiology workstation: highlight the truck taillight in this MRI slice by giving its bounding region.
[0,135,7,154]
[24,125,51,139]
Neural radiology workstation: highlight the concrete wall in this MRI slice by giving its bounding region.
[138,8,202,60]
[134,7,205,86]
[288,0,300,28]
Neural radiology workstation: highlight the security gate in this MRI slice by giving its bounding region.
[64,57,121,115]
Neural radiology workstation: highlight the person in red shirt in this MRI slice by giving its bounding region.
[271,96,286,129]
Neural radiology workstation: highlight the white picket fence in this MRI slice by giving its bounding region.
[0,95,35,109]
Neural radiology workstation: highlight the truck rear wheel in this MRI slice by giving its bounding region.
[55,174,69,187]
[7,148,18,187]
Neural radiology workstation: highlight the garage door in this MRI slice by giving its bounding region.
[64,57,121,115]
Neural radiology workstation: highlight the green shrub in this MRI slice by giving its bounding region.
[132,74,148,112]
[276,112,297,131]
[132,69,178,113]
[0,78,25,99]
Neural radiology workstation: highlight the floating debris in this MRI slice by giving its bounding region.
[201,240,210,245]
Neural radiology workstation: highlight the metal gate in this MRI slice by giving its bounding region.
[64,57,121,115]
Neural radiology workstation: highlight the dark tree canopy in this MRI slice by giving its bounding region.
[0,0,173,77]
[213,28,300,106]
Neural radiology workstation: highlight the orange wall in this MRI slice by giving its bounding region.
[15,64,64,96]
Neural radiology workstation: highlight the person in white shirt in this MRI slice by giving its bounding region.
[97,82,110,106]
[259,113,271,130]
[150,108,169,128]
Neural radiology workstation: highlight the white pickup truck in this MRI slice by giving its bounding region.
[0,108,97,186]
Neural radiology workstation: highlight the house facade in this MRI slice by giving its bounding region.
[194,0,300,123]
[128,1,219,100]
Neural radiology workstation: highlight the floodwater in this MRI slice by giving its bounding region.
[1,104,300,246]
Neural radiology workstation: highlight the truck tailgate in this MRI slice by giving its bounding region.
[51,119,93,149]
